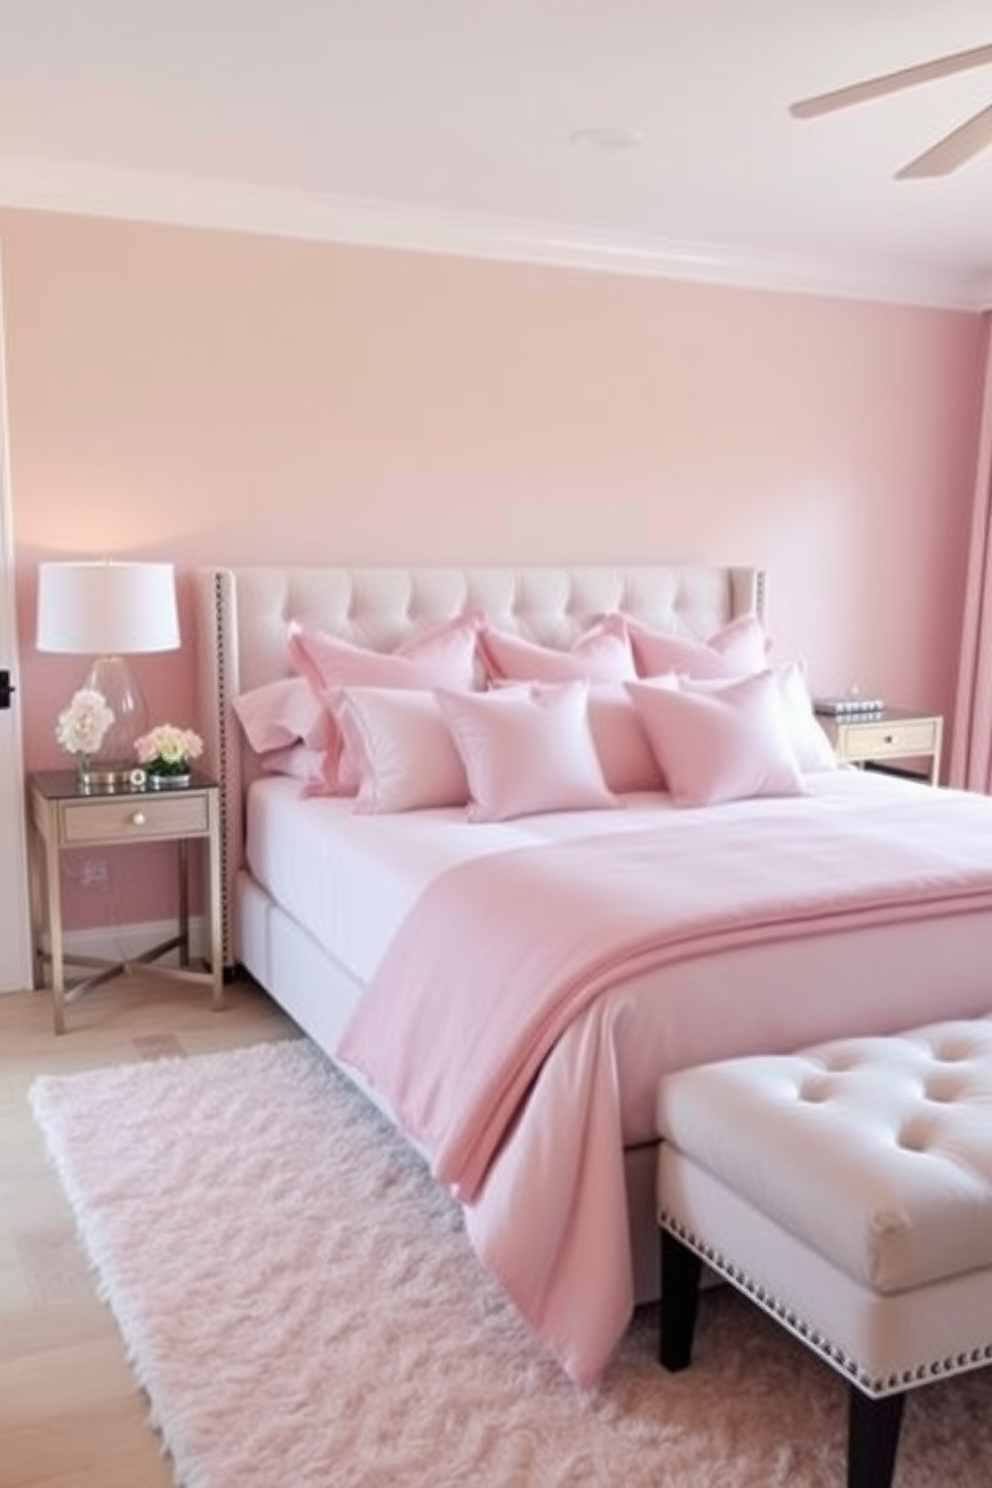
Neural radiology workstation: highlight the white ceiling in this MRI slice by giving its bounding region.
[2,0,991,309]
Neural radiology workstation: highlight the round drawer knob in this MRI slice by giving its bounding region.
[131,810,147,826]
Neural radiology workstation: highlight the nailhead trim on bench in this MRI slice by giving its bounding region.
[660,1211,992,1398]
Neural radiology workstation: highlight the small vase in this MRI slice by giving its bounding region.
[75,754,93,789]
[148,770,192,790]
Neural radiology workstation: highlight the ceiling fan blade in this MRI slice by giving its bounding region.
[790,42,992,118]
[896,101,992,177]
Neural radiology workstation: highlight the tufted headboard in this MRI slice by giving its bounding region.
[194,564,766,967]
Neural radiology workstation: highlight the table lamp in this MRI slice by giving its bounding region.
[36,560,180,790]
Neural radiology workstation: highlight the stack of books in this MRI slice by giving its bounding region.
[813,695,885,717]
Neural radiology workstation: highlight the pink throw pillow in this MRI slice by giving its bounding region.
[260,743,338,791]
[436,683,618,822]
[626,671,807,806]
[288,615,479,695]
[774,661,839,772]
[332,687,469,813]
[624,613,769,680]
[478,624,636,684]
[232,676,333,753]
[285,616,480,793]
[681,661,838,773]
[587,684,666,793]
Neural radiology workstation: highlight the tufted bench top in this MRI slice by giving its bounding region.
[656,1016,992,1295]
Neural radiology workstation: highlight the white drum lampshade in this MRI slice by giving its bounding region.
[37,560,181,789]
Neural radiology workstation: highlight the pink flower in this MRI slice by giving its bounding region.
[134,723,204,775]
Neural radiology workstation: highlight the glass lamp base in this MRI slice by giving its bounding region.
[81,655,148,781]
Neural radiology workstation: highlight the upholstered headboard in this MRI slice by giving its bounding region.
[194,564,766,967]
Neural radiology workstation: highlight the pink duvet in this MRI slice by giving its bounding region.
[337,787,992,1386]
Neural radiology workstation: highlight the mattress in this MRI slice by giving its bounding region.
[245,776,681,983]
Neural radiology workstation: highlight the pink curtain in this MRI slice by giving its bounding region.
[951,313,992,791]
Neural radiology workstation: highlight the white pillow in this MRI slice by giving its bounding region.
[627,671,808,806]
[681,661,838,773]
[436,683,619,822]
[332,688,469,813]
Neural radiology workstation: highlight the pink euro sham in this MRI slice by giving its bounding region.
[287,614,480,695]
[478,624,636,684]
[284,615,480,793]
[623,612,769,680]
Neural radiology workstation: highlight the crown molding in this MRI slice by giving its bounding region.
[0,154,987,313]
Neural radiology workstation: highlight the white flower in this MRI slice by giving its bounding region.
[55,688,115,757]
[134,723,204,773]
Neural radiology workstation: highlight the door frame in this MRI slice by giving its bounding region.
[0,242,33,993]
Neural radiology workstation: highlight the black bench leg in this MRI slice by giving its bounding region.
[659,1228,703,1371]
[847,1385,905,1488]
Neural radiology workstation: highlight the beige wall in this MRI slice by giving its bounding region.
[2,208,986,926]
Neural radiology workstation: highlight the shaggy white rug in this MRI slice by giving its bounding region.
[30,1040,992,1488]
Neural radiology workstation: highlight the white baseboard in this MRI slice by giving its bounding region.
[0,917,214,997]
[40,916,210,967]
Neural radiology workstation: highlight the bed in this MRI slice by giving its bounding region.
[194,563,992,1388]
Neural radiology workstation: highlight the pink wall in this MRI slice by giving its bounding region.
[2,209,986,928]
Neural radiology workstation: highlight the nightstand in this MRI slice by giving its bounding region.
[27,769,224,1034]
[815,708,943,786]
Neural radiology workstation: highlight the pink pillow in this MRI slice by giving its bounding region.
[288,615,479,695]
[286,615,480,793]
[586,684,666,793]
[436,683,618,822]
[260,743,337,791]
[478,624,635,684]
[626,671,807,806]
[332,687,469,813]
[774,661,839,772]
[232,676,332,753]
[624,613,769,680]
[681,661,838,773]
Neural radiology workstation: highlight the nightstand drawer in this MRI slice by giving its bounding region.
[60,792,210,844]
[841,719,940,758]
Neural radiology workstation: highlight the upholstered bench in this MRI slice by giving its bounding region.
[655,1017,992,1488]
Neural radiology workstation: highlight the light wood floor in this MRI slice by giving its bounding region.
[0,971,296,1487]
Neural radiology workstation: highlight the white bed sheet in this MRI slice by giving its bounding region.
[245,777,683,984]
